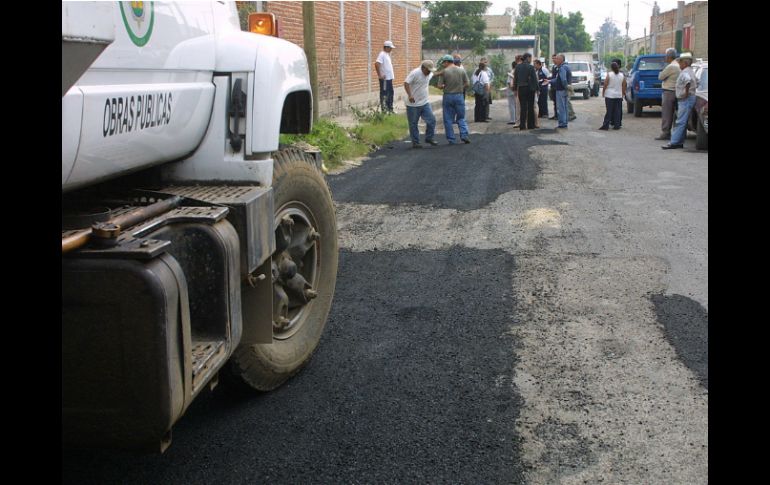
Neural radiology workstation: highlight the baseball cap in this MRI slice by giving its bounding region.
[384,40,395,48]
[676,52,693,60]
[439,54,454,63]
[421,60,435,71]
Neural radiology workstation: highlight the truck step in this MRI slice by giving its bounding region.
[191,339,227,391]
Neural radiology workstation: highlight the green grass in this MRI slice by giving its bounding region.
[351,112,408,147]
[280,109,409,170]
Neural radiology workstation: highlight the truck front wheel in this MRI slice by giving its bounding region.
[227,148,338,391]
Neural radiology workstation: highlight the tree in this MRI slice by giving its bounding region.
[422,1,492,53]
[594,18,628,61]
[515,10,592,58]
[518,1,532,19]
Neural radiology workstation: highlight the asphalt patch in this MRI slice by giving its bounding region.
[62,247,525,484]
[329,133,566,211]
[650,294,708,389]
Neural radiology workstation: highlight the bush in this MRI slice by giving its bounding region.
[280,110,409,170]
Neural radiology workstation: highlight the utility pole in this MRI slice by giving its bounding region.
[549,1,555,59]
[624,1,630,67]
[302,1,319,122]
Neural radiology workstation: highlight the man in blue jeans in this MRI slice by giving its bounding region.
[662,52,698,150]
[375,41,396,112]
[403,60,438,148]
[436,55,471,144]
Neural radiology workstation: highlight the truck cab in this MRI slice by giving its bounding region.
[624,54,668,117]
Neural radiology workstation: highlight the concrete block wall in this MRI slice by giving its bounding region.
[265,1,423,116]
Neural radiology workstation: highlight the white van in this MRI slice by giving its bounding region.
[565,60,595,99]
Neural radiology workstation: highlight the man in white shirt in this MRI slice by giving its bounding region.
[662,52,698,150]
[374,40,396,113]
[403,60,438,148]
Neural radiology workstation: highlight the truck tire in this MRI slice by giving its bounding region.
[634,100,643,117]
[627,100,633,113]
[695,118,708,150]
[582,89,589,100]
[227,148,338,391]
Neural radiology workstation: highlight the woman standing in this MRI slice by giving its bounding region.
[472,60,491,122]
[600,61,626,130]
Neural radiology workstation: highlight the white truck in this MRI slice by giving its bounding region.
[562,52,598,99]
[62,2,338,451]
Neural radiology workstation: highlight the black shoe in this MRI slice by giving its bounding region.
[569,116,577,121]
[661,144,684,150]
[462,138,471,144]
[486,118,492,121]
[548,116,557,120]
[654,134,671,140]
[599,126,609,130]
[507,121,516,125]
[412,142,423,149]
[425,139,439,146]
[612,126,621,130]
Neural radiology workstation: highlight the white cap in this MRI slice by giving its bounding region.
[384,40,395,48]
[676,52,693,60]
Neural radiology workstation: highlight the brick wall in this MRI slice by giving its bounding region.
[650,1,707,58]
[264,1,422,115]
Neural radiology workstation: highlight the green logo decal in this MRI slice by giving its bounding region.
[119,1,154,47]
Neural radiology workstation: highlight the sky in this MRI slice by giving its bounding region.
[483,0,697,40]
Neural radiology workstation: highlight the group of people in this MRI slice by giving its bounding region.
[378,39,698,150]
[657,49,699,150]
[393,48,583,147]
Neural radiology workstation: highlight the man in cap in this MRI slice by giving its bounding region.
[656,47,681,140]
[403,60,439,148]
[436,55,471,144]
[662,52,698,149]
[480,56,494,117]
[375,40,396,112]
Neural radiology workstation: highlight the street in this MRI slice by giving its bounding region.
[62,94,708,484]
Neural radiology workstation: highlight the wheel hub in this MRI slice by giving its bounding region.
[271,206,319,338]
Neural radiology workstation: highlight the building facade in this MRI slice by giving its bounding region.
[649,1,708,59]
[482,14,515,37]
[248,1,423,116]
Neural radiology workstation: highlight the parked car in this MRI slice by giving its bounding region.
[625,54,668,117]
[566,61,595,99]
[688,61,708,150]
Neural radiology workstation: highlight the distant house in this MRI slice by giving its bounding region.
[627,36,649,56]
